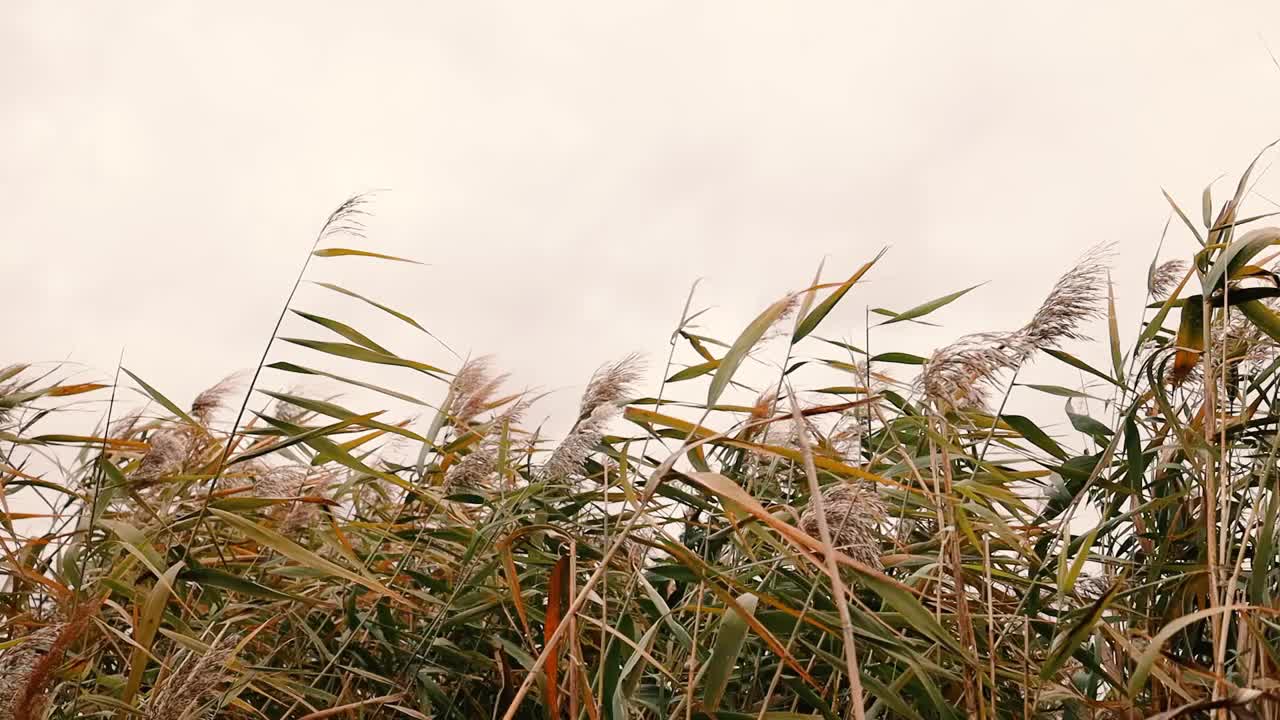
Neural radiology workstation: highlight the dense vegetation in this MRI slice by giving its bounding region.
[7,155,1280,719]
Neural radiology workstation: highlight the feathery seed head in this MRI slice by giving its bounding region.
[1019,244,1112,351]
[253,465,308,498]
[918,332,1025,411]
[1149,259,1187,299]
[539,404,618,483]
[132,429,190,482]
[578,354,644,419]
[0,625,61,720]
[799,483,886,569]
[444,445,499,493]
[448,356,510,427]
[918,246,1111,411]
[190,373,243,424]
[759,293,803,344]
[146,633,239,720]
[750,389,779,421]
[1073,572,1125,603]
[271,389,312,425]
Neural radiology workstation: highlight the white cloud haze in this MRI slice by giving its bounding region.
[7,1,1280,462]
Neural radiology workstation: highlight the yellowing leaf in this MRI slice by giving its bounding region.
[312,247,422,264]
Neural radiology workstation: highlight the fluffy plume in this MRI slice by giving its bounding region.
[253,465,308,498]
[918,245,1111,411]
[318,193,371,242]
[799,483,886,569]
[917,332,1024,411]
[0,625,60,720]
[621,523,659,569]
[750,388,780,422]
[578,354,644,420]
[189,373,243,424]
[108,410,144,439]
[5,601,96,720]
[448,356,509,428]
[1020,246,1112,349]
[253,466,332,533]
[145,633,239,720]
[539,405,618,483]
[1149,259,1187,299]
[443,445,498,493]
[132,429,191,482]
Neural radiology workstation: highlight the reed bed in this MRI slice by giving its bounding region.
[6,150,1280,718]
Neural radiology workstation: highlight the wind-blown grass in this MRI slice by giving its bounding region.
[7,149,1280,719]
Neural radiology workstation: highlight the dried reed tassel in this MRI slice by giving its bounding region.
[252,465,332,533]
[443,445,499,493]
[0,625,60,720]
[145,633,239,720]
[189,373,243,425]
[447,356,510,428]
[132,429,190,482]
[918,245,1111,411]
[539,405,618,483]
[799,482,886,569]
[758,293,802,345]
[534,354,643,482]
[5,600,98,720]
[252,464,308,499]
[577,354,644,420]
[1148,259,1187,299]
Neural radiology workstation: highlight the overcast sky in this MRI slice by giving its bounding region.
[9,2,1280,443]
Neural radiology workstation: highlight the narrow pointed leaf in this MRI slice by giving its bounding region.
[313,247,422,263]
[877,283,983,326]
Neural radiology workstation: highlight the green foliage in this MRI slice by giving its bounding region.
[7,160,1280,720]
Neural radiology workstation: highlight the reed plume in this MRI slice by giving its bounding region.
[447,356,509,428]
[577,353,644,420]
[5,600,97,720]
[444,444,498,493]
[189,373,243,424]
[1073,572,1125,603]
[539,404,617,483]
[0,625,59,720]
[799,482,886,569]
[145,633,239,720]
[132,428,190,481]
[918,244,1111,410]
[1149,259,1186,299]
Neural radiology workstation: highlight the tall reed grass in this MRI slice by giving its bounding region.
[6,149,1280,718]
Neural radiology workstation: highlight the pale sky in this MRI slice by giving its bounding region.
[8,2,1280,443]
